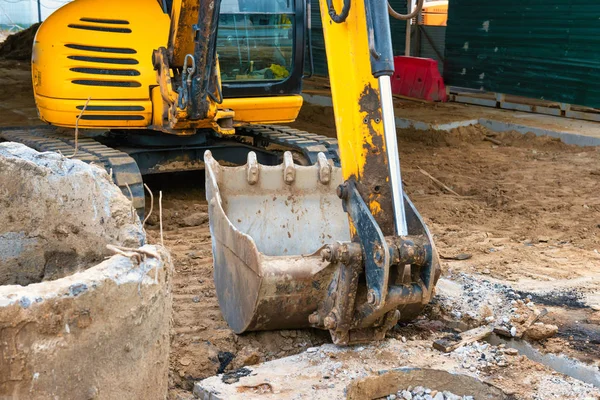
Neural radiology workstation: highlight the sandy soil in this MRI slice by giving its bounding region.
[141,103,600,398]
[0,58,598,398]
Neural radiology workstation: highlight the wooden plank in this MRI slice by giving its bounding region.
[433,326,493,353]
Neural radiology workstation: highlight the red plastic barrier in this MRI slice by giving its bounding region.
[391,56,447,102]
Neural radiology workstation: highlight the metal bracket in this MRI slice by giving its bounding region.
[339,179,390,310]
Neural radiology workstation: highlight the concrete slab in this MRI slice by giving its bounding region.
[194,337,600,400]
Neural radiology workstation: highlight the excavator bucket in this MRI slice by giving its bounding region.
[205,150,440,344]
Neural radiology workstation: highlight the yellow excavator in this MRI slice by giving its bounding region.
[2,0,440,344]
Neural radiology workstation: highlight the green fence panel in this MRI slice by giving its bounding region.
[444,0,600,108]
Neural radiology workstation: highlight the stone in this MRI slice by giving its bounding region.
[432,393,444,400]
[413,386,425,395]
[443,391,461,400]
[179,212,209,227]
[586,312,600,325]
[232,346,261,369]
[525,323,559,340]
[179,357,191,366]
[401,390,413,400]
[510,327,517,337]
[388,395,397,400]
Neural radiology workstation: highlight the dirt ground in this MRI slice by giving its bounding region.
[141,103,600,398]
[0,58,598,399]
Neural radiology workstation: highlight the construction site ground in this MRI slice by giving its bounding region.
[1,56,599,399]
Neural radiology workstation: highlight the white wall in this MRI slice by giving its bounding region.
[0,0,72,28]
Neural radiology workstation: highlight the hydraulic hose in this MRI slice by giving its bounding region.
[327,0,351,23]
[388,0,424,20]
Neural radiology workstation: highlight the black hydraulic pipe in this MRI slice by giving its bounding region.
[364,0,395,78]
[190,0,223,120]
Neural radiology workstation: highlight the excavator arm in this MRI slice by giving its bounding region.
[152,0,234,135]
[205,0,440,345]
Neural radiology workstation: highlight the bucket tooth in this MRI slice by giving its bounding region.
[282,151,296,184]
[246,151,260,185]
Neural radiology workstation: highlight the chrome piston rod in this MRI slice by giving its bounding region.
[378,75,408,236]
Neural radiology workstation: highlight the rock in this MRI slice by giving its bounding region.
[586,311,600,325]
[443,391,461,400]
[591,305,600,312]
[306,347,319,353]
[146,214,159,226]
[413,386,425,395]
[179,212,209,227]
[510,327,517,337]
[525,323,559,340]
[179,357,191,366]
[232,346,261,369]
[503,348,518,355]
[432,393,444,400]
[400,391,413,400]
[387,395,397,400]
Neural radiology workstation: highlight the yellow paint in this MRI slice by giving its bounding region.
[32,0,302,132]
[421,1,448,26]
[318,0,387,219]
[369,200,383,215]
[167,0,198,66]
[35,96,153,128]
[223,96,302,125]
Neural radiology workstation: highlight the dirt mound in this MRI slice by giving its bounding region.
[0,23,40,61]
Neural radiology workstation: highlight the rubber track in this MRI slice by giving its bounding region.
[238,124,341,166]
[0,127,145,213]
[1,125,341,214]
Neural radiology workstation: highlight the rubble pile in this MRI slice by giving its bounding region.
[0,23,40,60]
[385,386,473,400]
[436,274,558,341]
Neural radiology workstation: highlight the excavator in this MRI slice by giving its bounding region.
[1,0,440,344]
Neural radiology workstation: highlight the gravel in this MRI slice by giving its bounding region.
[385,387,473,400]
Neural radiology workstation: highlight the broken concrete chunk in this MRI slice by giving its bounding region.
[0,144,172,399]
